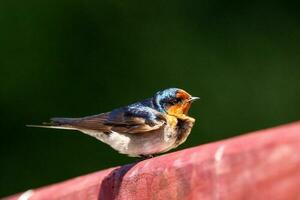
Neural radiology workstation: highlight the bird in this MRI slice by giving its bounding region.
[28,88,199,157]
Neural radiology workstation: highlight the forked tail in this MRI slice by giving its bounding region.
[27,117,79,130]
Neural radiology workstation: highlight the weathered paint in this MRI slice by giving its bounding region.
[5,121,300,200]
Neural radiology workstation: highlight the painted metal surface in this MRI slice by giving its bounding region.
[5,121,300,200]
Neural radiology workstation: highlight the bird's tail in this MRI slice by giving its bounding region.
[27,117,80,130]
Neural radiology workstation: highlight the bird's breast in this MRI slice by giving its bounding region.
[79,115,194,157]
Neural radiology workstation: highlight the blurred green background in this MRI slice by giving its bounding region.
[1,0,300,197]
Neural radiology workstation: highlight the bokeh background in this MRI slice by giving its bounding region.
[1,0,300,197]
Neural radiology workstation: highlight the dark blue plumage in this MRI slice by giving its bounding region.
[104,88,181,127]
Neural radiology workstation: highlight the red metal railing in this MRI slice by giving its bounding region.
[5,121,300,200]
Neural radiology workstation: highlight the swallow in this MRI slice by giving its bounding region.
[28,88,199,157]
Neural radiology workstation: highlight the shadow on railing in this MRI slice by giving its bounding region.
[99,162,138,199]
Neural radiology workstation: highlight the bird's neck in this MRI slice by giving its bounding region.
[151,97,166,113]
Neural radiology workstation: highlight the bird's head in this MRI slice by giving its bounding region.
[154,88,199,117]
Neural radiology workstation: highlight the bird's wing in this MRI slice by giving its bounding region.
[50,106,167,134]
[105,106,167,134]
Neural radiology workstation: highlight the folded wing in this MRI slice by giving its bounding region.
[49,106,167,134]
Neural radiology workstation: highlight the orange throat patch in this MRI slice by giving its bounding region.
[167,102,191,117]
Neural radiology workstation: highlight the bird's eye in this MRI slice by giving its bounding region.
[169,98,182,105]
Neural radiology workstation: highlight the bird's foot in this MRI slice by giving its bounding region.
[137,154,154,161]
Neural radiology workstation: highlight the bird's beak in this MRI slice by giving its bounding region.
[189,96,200,102]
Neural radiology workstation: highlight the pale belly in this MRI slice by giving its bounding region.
[81,124,184,157]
